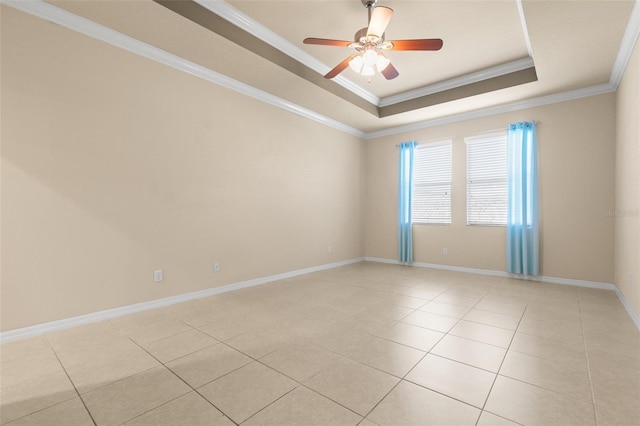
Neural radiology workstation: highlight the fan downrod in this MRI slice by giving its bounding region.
[302,0,442,80]
[361,0,377,24]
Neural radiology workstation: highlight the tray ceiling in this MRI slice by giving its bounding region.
[5,0,639,136]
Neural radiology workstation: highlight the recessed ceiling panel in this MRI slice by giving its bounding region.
[35,0,637,134]
[228,0,530,97]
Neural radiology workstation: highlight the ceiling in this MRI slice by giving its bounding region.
[7,0,640,137]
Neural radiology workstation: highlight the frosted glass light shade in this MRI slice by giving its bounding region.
[361,64,375,76]
[349,55,364,73]
[376,53,391,71]
[363,49,378,66]
[348,51,391,77]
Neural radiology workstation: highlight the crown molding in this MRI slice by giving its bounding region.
[379,57,535,107]
[2,0,636,140]
[2,0,365,138]
[194,0,381,106]
[610,0,640,87]
[191,1,542,112]
[364,83,615,139]
[516,0,534,59]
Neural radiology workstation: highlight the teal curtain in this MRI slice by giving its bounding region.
[398,141,417,263]
[507,121,539,275]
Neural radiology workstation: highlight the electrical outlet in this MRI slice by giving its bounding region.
[154,269,163,283]
[442,247,448,255]
[327,245,333,254]
[214,262,220,272]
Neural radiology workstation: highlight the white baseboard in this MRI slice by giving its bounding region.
[0,257,364,344]
[614,286,640,330]
[3,255,637,343]
[365,256,639,329]
[365,256,615,288]
[366,257,512,278]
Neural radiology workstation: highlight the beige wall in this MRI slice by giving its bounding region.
[365,94,616,284]
[615,37,640,316]
[0,5,630,333]
[0,8,365,331]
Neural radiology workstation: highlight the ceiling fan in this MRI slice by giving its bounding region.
[303,0,443,80]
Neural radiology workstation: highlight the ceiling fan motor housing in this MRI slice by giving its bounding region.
[355,27,368,42]
[353,27,389,55]
[303,0,442,80]
[354,27,383,43]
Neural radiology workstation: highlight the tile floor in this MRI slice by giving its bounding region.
[1,262,639,425]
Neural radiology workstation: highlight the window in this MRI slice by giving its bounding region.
[412,140,452,224]
[465,131,507,226]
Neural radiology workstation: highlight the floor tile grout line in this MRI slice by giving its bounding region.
[50,354,162,397]
[457,315,521,332]
[123,335,241,426]
[454,284,499,426]
[274,332,420,381]
[230,324,448,424]
[360,299,472,421]
[475,283,529,425]
[185,338,372,422]
[0,354,96,426]
[494,371,597,405]
[474,286,601,423]
[480,409,526,426]
[44,337,98,426]
[505,340,587,361]
[577,290,600,425]
[349,325,442,353]
[422,352,501,375]
[0,390,86,426]
[113,389,202,426]
[296,383,370,419]
[358,378,405,423]
[127,322,367,425]
[237,385,304,425]
[436,328,515,350]
[8,266,628,425]
[268,272,612,422]
[9,276,409,424]
[334,303,446,353]
[423,288,509,375]
[359,281,509,423]
[490,372,600,407]
[193,312,397,382]
[400,377,492,413]
[55,317,205,393]
[196,282,463,422]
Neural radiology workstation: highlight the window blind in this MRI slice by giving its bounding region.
[465,131,507,226]
[412,140,452,224]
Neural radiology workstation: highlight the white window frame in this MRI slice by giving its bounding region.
[412,140,452,225]
[465,131,508,226]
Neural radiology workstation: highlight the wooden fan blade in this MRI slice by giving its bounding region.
[381,62,399,80]
[367,6,394,38]
[324,54,358,79]
[303,38,352,47]
[390,39,443,51]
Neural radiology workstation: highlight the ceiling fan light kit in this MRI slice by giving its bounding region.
[349,50,390,75]
[303,0,443,81]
